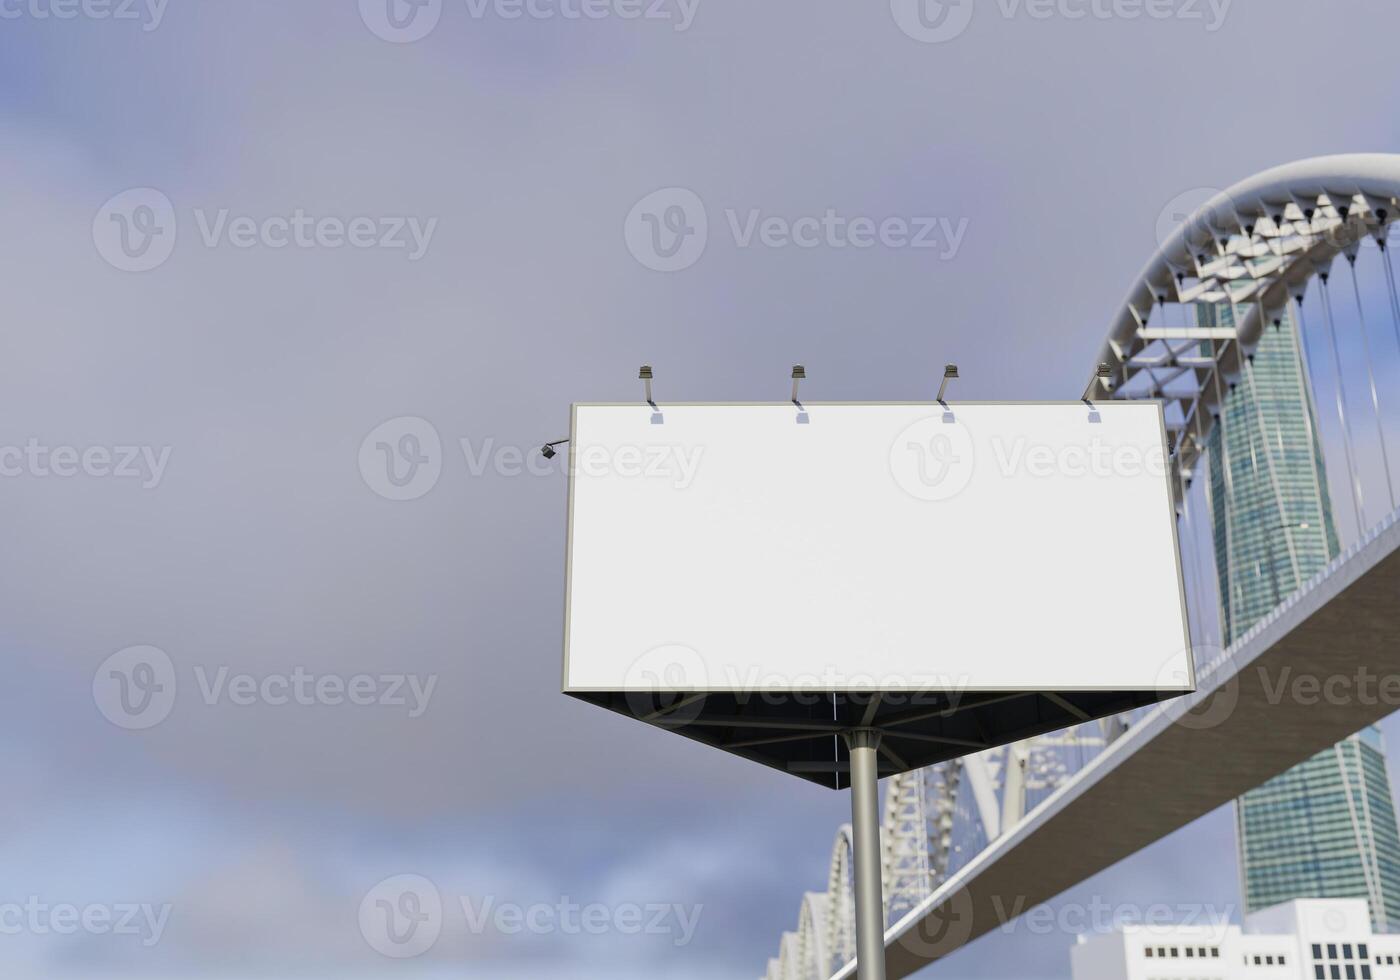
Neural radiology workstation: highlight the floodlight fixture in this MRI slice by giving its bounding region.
[1083,362,1113,401]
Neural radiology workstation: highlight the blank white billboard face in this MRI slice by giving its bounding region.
[564,402,1192,696]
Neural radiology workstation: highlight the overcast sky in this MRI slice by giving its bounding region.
[5,1,1400,977]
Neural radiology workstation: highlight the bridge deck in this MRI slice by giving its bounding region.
[834,509,1400,979]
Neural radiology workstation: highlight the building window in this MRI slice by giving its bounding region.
[1319,967,1328,979]
[1332,946,1340,960]
[1363,967,1372,980]
[1316,945,1325,959]
[1188,948,1196,958]
[1348,967,1357,980]
[1360,946,1369,960]
[1282,956,1288,965]
[1201,947,1209,958]
[1348,946,1356,959]
[1146,947,1154,958]
[1256,956,1263,965]
[1335,965,1343,979]
[1213,948,1221,958]
[1172,947,1179,957]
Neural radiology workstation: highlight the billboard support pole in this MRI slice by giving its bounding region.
[846,728,887,980]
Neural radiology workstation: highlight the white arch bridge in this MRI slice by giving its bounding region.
[763,154,1400,980]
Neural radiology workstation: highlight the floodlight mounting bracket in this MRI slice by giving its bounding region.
[937,363,959,404]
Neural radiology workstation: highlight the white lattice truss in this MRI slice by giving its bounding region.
[764,153,1400,980]
[762,727,1106,980]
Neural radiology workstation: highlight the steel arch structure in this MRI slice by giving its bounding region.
[763,153,1400,980]
[1099,153,1400,485]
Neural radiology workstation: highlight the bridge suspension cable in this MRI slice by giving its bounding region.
[1345,253,1397,512]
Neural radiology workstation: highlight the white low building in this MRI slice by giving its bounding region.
[1072,900,1400,980]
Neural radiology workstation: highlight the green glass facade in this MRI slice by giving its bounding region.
[1202,302,1339,640]
[1200,302,1400,931]
[1236,728,1400,930]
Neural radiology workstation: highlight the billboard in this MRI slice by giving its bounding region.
[562,402,1193,787]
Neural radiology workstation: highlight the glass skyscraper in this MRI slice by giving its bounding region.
[1237,727,1400,931]
[1202,301,1339,640]
[1202,301,1400,931]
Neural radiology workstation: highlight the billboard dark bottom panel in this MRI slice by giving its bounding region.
[566,689,1183,789]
